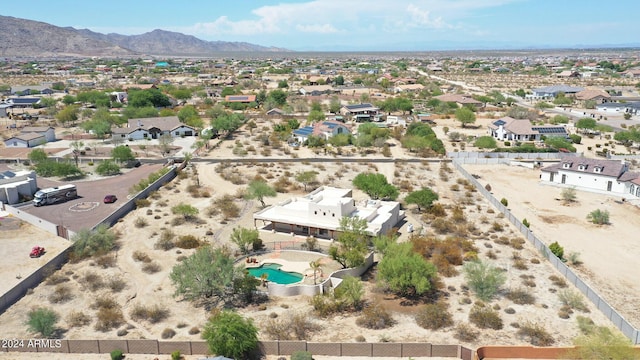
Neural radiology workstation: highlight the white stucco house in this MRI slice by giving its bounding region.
[111,116,196,141]
[540,156,640,197]
[253,186,404,238]
[292,120,351,144]
[3,133,47,148]
[0,170,38,204]
[488,117,568,142]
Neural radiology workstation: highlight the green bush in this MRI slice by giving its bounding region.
[110,350,124,360]
[26,307,59,337]
[522,218,530,228]
[500,198,508,206]
[587,209,610,225]
[569,134,582,144]
[549,241,564,259]
[171,350,181,360]
[463,260,506,301]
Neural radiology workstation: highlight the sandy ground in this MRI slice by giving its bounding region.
[0,113,635,360]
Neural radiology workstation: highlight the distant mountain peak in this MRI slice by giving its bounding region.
[0,15,290,58]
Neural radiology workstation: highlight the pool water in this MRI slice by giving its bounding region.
[246,263,303,285]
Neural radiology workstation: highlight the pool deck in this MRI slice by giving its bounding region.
[243,251,341,285]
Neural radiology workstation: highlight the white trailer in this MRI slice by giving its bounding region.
[33,184,77,207]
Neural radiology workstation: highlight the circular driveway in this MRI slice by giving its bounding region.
[24,163,165,233]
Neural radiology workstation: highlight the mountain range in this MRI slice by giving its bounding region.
[0,15,289,58]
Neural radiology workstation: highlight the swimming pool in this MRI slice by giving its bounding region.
[246,263,303,285]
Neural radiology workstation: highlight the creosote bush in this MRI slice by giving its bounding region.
[356,303,395,329]
[416,302,453,330]
[454,323,479,342]
[517,321,555,346]
[469,304,503,330]
[506,287,535,305]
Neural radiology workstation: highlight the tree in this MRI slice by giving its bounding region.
[587,209,610,225]
[230,227,261,255]
[352,172,399,200]
[28,148,49,164]
[329,216,369,268]
[177,105,202,128]
[455,107,476,128]
[71,224,117,259]
[202,310,258,360]
[171,203,199,221]
[308,109,326,122]
[96,160,121,176]
[404,187,439,211]
[474,136,498,149]
[127,88,171,108]
[26,307,59,337]
[295,171,319,191]
[70,140,84,167]
[158,133,175,155]
[565,326,639,360]
[245,180,276,207]
[210,113,244,137]
[56,105,79,126]
[463,260,506,301]
[267,89,288,107]
[111,145,135,163]
[309,259,322,285]
[576,117,597,132]
[377,242,438,297]
[170,247,237,303]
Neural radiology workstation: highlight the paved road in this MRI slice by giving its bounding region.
[22,163,164,233]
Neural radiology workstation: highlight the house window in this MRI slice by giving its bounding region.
[175,131,179,136]
[630,185,635,195]
[562,163,570,169]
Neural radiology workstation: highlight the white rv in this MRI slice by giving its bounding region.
[33,184,77,207]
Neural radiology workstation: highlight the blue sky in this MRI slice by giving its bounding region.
[2,0,639,51]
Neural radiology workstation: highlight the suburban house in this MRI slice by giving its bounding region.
[529,85,584,99]
[5,97,41,109]
[340,103,380,122]
[575,89,611,105]
[488,117,568,142]
[292,120,351,143]
[394,84,425,93]
[21,126,56,143]
[3,133,46,148]
[0,169,38,205]
[266,108,285,116]
[435,94,483,109]
[540,156,640,197]
[111,116,196,141]
[253,186,404,238]
[10,85,54,95]
[298,85,336,96]
[556,70,581,78]
[121,83,157,92]
[596,101,640,115]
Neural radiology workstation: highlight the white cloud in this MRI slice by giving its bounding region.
[184,0,520,38]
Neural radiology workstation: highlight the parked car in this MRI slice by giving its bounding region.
[103,195,118,204]
[30,246,45,258]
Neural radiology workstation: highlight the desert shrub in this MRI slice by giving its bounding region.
[512,257,528,271]
[71,224,117,260]
[161,328,176,339]
[135,198,151,208]
[263,313,320,340]
[431,218,456,234]
[356,303,395,329]
[416,302,453,330]
[549,275,568,288]
[175,235,201,249]
[486,250,497,259]
[155,229,175,250]
[189,326,200,335]
[492,221,504,232]
[530,258,540,264]
[587,209,610,225]
[463,260,506,301]
[469,305,503,330]
[506,288,535,305]
[134,217,148,228]
[80,271,105,292]
[130,304,170,324]
[92,297,118,310]
[558,289,589,312]
[454,323,479,342]
[49,284,73,303]
[177,322,188,328]
[142,262,161,274]
[171,350,181,360]
[66,311,91,328]
[549,241,564,259]
[566,251,582,266]
[355,335,366,342]
[289,312,321,340]
[500,198,508,207]
[95,307,124,332]
[46,273,70,285]
[509,238,525,250]
[504,307,516,314]
[522,218,530,228]
[95,255,117,268]
[110,350,124,360]
[263,317,290,340]
[310,294,342,317]
[517,321,555,346]
[214,194,241,219]
[576,315,595,335]
[132,250,152,263]
[26,307,59,337]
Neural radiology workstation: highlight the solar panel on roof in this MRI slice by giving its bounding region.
[227,96,248,101]
[533,127,567,134]
[294,127,314,135]
[493,119,506,126]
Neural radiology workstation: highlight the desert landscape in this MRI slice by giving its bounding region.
[1,113,634,357]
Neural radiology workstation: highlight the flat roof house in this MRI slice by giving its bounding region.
[253,186,404,239]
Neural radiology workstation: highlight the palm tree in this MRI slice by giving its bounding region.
[260,273,268,287]
[310,259,322,285]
